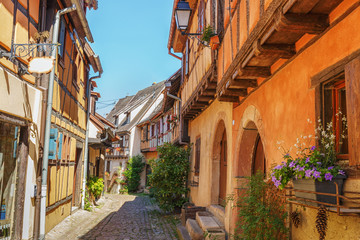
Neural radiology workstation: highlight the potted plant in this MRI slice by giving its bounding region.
[271,116,347,206]
[209,35,220,50]
[201,25,215,46]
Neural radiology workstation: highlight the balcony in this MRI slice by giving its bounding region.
[105,147,129,160]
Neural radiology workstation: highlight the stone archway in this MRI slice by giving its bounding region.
[211,120,227,205]
[233,105,266,178]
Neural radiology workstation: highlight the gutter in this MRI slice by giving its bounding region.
[81,55,102,208]
[168,48,182,60]
[71,0,94,42]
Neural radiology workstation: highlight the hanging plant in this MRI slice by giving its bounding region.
[201,25,215,43]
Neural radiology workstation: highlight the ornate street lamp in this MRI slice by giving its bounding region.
[174,0,192,33]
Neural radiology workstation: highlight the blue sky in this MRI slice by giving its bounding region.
[87,1,181,116]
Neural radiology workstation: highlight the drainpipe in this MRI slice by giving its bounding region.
[39,5,76,240]
[168,48,182,60]
[81,56,102,209]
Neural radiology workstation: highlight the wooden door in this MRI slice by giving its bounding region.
[253,136,266,175]
[219,131,227,206]
[72,148,82,206]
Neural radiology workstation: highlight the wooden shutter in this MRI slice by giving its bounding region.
[194,137,201,175]
[345,57,360,166]
[58,132,63,160]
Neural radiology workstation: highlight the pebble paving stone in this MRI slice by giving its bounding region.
[46,194,179,240]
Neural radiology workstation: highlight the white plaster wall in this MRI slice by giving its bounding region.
[140,94,164,122]
[0,67,45,239]
[89,121,99,138]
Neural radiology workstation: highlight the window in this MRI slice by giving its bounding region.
[72,50,79,90]
[322,75,348,157]
[194,136,201,176]
[58,17,66,58]
[198,0,205,33]
[216,0,225,39]
[0,122,19,229]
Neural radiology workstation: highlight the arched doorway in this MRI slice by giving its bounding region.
[252,135,266,175]
[236,121,266,178]
[211,120,227,206]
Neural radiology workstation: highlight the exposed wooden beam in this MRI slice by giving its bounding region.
[225,89,248,97]
[275,12,329,34]
[238,66,271,78]
[196,95,213,102]
[255,42,296,59]
[283,0,321,14]
[218,95,240,102]
[230,79,258,88]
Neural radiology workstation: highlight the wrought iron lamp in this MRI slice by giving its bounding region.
[0,43,58,74]
[174,0,201,36]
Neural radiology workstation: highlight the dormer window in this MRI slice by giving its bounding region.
[114,115,119,126]
[122,112,130,126]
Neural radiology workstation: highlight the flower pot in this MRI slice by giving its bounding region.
[293,175,346,207]
[210,35,220,50]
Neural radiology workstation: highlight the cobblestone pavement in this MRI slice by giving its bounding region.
[46,194,179,240]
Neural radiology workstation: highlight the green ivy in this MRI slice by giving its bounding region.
[148,143,191,212]
[232,172,288,240]
[123,155,145,192]
[87,176,104,199]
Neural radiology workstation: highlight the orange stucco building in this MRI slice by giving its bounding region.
[168,0,360,238]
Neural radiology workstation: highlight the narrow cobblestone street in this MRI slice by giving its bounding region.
[46,194,179,240]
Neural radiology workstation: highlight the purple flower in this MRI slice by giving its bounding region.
[338,170,346,175]
[289,161,296,168]
[313,170,321,179]
[328,166,334,170]
[274,165,284,170]
[317,162,322,166]
[274,180,281,188]
[305,157,310,163]
[325,173,333,181]
[284,153,290,157]
[298,166,305,171]
[305,170,313,178]
[311,146,316,151]
[272,176,277,182]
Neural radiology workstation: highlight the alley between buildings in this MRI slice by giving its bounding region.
[46,194,179,240]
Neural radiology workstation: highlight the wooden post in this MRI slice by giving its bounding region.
[12,126,29,240]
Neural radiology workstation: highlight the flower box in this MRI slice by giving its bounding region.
[293,175,346,207]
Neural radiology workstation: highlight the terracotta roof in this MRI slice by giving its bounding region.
[95,112,115,128]
[90,113,105,131]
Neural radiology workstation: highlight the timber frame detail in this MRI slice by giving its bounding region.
[217,0,343,102]
[182,63,217,119]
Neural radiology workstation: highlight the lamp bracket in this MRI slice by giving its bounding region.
[10,43,59,60]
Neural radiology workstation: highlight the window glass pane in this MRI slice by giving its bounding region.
[0,122,18,235]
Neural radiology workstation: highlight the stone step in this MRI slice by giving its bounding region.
[207,205,225,228]
[196,211,221,232]
[207,205,225,226]
[204,228,226,240]
[177,224,191,240]
[186,218,204,240]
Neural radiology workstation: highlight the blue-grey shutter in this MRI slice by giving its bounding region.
[49,128,58,160]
